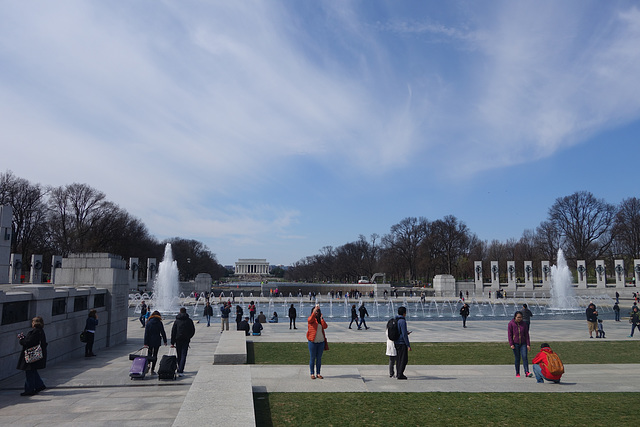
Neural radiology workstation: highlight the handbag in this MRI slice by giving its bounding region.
[324,338,329,351]
[80,330,87,343]
[24,344,43,364]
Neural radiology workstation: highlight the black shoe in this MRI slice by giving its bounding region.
[348,327,352,329]
[397,375,408,380]
[390,373,395,378]
[90,353,97,357]
[294,327,297,329]
[35,385,47,392]
[20,391,36,396]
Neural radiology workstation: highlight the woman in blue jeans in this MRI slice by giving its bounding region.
[306,305,328,379]
[508,311,532,378]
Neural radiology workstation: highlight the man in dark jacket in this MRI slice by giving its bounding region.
[288,304,297,329]
[358,303,370,330]
[171,307,195,376]
[394,306,411,380]
[237,316,250,336]
[586,303,598,338]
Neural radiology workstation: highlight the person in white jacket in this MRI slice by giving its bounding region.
[386,329,397,378]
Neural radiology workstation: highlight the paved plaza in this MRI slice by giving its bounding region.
[0,315,639,426]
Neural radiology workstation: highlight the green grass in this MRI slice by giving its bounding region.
[248,341,640,365]
[254,392,638,426]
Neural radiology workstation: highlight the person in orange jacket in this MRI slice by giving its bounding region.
[532,343,563,383]
[307,305,328,380]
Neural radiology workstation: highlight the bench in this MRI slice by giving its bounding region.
[213,330,247,364]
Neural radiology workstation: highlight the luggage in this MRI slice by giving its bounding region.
[129,346,149,361]
[158,347,178,380]
[129,356,149,379]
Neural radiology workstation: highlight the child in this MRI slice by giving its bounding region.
[596,318,605,338]
[386,327,397,378]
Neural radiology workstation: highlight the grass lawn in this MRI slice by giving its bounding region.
[248,340,640,365]
[254,392,638,426]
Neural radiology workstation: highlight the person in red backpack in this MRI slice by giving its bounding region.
[532,343,562,383]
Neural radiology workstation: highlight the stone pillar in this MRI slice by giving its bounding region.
[129,257,139,288]
[614,260,625,287]
[506,261,516,290]
[541,261,551,289]
[433,274,455,297]
[595,260,606,288]
[148,258,157,284]
[0,205,12,284]
[635,259,640,287]
[576,260,587,289]
[474,261,483,293]
[490,261,499,291]
[30,254,43,284]
[10,253,22,284]
[51,255,63,284]
[523,261,534,291]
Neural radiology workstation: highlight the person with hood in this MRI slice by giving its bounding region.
[203,302,214,327]
[508,311,531,378]
[252,319,263,336]
[17,316,47,396]
[531,343,563,383]
[144,310,167,374]
[171,307,195,376]
[348,304,358,329]
[288,303,297,329]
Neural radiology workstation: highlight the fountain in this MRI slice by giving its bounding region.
[549,248,579,310]
[152,243,180,313]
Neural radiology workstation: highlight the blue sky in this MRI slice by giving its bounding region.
[1,1,639,266]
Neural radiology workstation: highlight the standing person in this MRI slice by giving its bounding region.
[586,303,598,338]
[171,307,195,377]
[235,305,244,325]
[615,291,620,304]
[220,302,230,333]
[348,304,358,329]
[307,305,328,379]
[531,343,563,383]
[386,323,398,378]
[358,303,370,330]
[16,316,47,396]
[522,304,534,329]
[613,302,621,322]
[248,301,257,323]
[144,310,167,374]
[394,306,411,380]
[203,302,214,327]
[139,301,148,327]
[508,311,532,378]
[629,306,640,338]
[288,304,297,329]
[596,319,605,338]
[460,303,470,328]
[84,309,98,357]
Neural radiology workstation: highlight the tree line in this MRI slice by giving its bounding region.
[0,171,227,282]
[285,191,640,285]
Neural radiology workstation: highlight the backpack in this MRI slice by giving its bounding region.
[544,350,565,376]
[386,317,400,341]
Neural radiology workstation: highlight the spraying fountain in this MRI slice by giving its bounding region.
[152,243,180,313]
[549,248,580,311]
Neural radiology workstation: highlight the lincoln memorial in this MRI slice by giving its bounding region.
[234,258,270,276]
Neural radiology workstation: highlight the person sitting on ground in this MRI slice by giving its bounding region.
[268,312,278,323]
[531,343,563,383]
[252,320,263,336]
[237,316,250,336]
[257,311,267,324]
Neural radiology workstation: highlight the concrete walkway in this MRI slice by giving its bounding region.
[0,317,638,426]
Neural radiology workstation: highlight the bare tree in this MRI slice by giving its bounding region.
[613,197,640,258]
[548,191,615,265]
[382,217,429,282]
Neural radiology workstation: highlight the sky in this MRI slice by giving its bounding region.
[1,1,639,266]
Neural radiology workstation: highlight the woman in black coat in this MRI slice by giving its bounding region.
[84,309,99,357]
[17,316,48,396]
[144,311,167,374]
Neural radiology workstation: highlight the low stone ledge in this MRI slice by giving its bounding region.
[213,330,247,364]
[172,364,255,427]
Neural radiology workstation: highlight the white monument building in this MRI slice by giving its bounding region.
[235,258,270,276]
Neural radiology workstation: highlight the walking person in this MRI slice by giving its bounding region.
[84,309,98,357]
[220,302,230,333]
[348,304,358,329]
[17,316,47,396]
[508,311,532,378]
[522,304,533,329]
[288,303,297,329]
[629,306,640,338]
[394,306,411,380]
[171,307,195,377]
[144,310,167,374]
[613,302,621,322]
[358,303,370,330]
[139,301,148,327]
[307,305,328,379]
[203,301,214,327]
[460,303,470,328]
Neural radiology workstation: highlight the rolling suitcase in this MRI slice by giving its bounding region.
[129,356,149,379]
[157,347,178,380]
